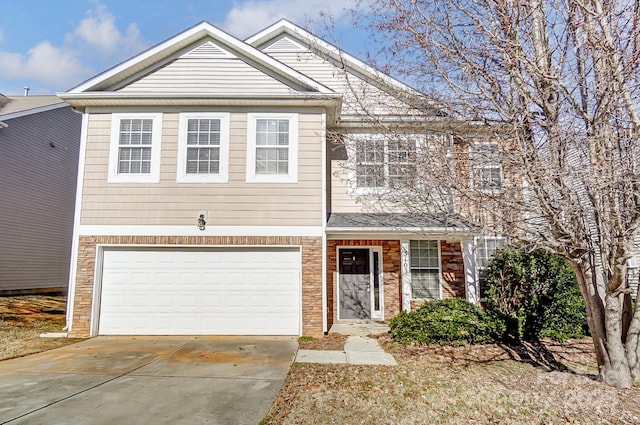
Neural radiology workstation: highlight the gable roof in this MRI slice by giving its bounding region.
[0,95,68,123]
[64,21,332,95]
[246,20,444,116]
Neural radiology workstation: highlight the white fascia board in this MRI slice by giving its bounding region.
[247,20,438,109]
[78,225,324,237]
[56,92,343,123]
[0,102,68,121]
[335,115,497,134]
[64,21,332,95]
[57,92,342,104]
[326,227,479,238]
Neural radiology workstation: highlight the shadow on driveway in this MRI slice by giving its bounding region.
[0,336,297,425]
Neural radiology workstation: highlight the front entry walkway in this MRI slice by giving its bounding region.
[328,322,391,336]
[295,327,397,366]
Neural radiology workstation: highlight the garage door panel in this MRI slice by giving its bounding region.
[99,248,301,335]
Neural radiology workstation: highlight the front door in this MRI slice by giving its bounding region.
[339,249,370,319]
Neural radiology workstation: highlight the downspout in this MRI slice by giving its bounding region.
[321,111,328,333]
[463,239,478,304]
[64,108,89,332]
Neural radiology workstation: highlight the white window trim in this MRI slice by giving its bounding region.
[408,239,443,301]
[246,112,298,183]
[108,113,163,183]
[348,133,423,195]
[470,141,504,193]
[474,236,508,300]
[176,112,230,183]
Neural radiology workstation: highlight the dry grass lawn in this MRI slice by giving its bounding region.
[264,335,640,424]
[0,295,80,361]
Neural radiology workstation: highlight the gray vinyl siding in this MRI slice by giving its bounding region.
[0,106,81,293]
[119,57,296,94]
[80,109,324,226]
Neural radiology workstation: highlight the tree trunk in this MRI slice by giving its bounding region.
[571,261,633,387]
[603,292,633,387]
[625,284,640,381]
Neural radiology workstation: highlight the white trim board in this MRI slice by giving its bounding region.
[77,225,324,237]
[0,102,68,121]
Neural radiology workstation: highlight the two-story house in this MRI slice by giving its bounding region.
[60,20,504,338]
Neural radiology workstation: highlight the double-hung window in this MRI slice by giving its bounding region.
[356,138,385,187]
[108,113,162,183]
[475,237,507,299]
[352,135,418,191]
[177,113,230,183]
[246,113,298,183]
[471,142,503,191]
[410,240,441,300]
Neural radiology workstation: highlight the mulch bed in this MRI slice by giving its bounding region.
[298,333,347,351]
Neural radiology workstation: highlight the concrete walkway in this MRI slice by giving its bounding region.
[295,335,397,366]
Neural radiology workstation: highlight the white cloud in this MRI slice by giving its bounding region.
[0,41,91,89]
[221,0,360,38]
[70,5,145,54]
[0,4,146,92]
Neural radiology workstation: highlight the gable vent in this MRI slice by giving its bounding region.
[184,41,234,58]
[264,36,307,52]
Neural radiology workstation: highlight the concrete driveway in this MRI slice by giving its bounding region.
[0,336,297,425]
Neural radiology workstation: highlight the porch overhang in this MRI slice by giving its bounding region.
[325,213,479,240]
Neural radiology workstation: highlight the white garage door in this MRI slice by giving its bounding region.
[99,248,301,335]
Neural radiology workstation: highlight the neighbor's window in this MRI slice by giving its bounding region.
[353,135,418,190]
[108,113,162,183]
[410,240,441,300]
[471,142,503,191]
[177,113,230,183]
[246,113,298,183]
[476,237,507,299]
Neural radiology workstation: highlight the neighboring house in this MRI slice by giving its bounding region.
[60,20,505,338]
[0,95,82,294]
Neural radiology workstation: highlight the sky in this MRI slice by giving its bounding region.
[0,0,371,96]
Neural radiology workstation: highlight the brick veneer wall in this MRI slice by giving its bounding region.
[70,235,323,338]
[411,240,466,311]
[326,240,401,325]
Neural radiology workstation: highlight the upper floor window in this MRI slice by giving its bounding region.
[177,113,230,183]
[475,237,507,299]
[352,135,418,191]
[108,113,162,183]
[410,240,441,300]
[246,113,298,183]
[471,142,503,191]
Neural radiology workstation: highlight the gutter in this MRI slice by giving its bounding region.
[326,226,477,234]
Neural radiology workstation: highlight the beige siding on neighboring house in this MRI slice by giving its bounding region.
[266,51,410,115]
[118,57,296,94]
[80,110,324,226]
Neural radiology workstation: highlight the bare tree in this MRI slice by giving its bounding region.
[343,0,640,387]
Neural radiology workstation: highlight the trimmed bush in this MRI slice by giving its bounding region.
[484,243,588,342]
[389,298,506,346]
